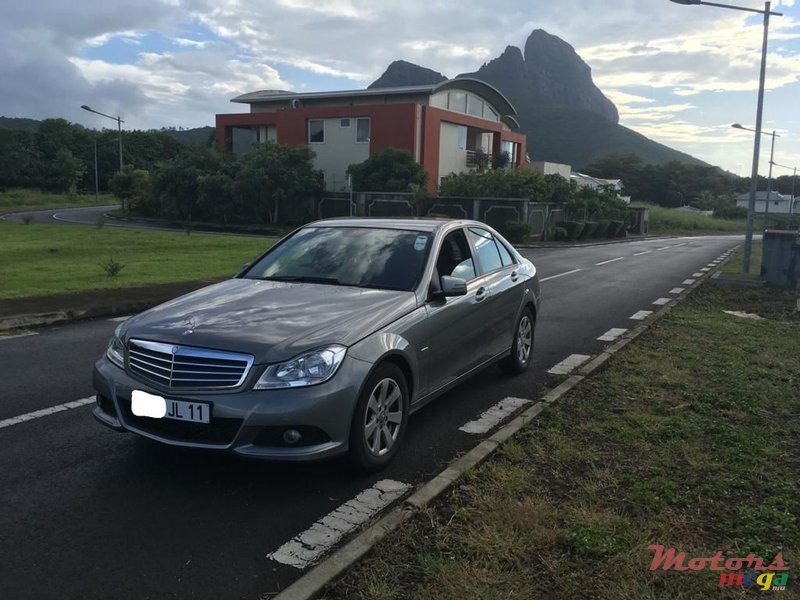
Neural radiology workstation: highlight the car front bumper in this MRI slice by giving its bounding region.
[92,354,372,461]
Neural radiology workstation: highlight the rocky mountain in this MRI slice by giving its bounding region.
[368,60,447,89]
[370,30,705,168]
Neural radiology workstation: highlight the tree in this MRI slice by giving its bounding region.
[110,166,152,215]
[347,148,428,192]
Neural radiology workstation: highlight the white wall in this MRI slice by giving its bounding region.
[311,118,371,191]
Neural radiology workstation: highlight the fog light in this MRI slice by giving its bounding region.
[283,429,302,444]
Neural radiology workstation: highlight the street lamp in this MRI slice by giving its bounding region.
[81,104,124,172]
[732,123,780,227]
[669,0,783,273]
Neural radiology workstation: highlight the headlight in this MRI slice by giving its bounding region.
[106,327,125,369]
[254,345,347,389]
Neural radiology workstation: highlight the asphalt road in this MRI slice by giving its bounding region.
[0,235,739,600]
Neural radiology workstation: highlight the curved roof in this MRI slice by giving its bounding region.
[432,78,517,117]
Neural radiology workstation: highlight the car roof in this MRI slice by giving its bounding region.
[307,218,482,233]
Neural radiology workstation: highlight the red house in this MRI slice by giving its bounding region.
[215,78,527,194]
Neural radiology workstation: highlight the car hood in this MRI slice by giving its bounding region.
[120,278,418,363]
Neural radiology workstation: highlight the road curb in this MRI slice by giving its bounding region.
[271,244,740,600]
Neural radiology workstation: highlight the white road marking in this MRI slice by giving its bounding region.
[633,250,652,256]
[459,397,532,434]
[653,298,672,306]
[700,267,711,272]
[595,257,624,266]
[683,279,696,285]
[539,268,582,283]
[108,315,132,322]
[656,246,672,251]
[267,479,411,569]
[597,328,627,342]
[671,243,686,248]
[0,396,94,430]
[669,287,685,294]
[548,354,591,375]
[0,332,39,341]
[692,272,703,277]
[630,310,653,320]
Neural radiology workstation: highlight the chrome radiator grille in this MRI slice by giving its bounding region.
[127,339,254,390]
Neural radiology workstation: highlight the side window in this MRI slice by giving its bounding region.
[467,228,503,274]
[308,119,324,144]
[495,239,516,267]
[435,229,476,281]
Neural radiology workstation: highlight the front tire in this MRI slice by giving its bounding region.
[348,363,409,473]
[500,307,534,375]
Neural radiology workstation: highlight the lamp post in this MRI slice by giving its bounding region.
[770,161,798,228]
[732,123,780,228]
[669,0,783,273]
[81,105,124,171]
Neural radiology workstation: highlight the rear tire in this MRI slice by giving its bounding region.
[348,363,409,473]
[500,307,534,375]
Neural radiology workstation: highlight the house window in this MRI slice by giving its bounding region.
[457,126,467,150]
[340,118,351,128]
[467,95,483,117]
[483,104,498,121]
[449,91,467,113]
[308,119,324,144]
[356,118,370,143]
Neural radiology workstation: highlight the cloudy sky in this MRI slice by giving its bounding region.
[1,0,798,175]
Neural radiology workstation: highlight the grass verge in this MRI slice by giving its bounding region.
[722,242,763,276]
[0,188,117,215]
[325,285,800,599]
[0,221,275,299]
[635,203,790,236]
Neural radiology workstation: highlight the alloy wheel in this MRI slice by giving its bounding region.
[363,378,403,457]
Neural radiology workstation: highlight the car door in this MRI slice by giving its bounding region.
[422,228,491,395]
[465,227,524,361]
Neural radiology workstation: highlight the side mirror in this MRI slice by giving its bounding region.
[440,275,467,297]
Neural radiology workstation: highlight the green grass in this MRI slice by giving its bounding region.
[325,285,800,599]
[0,189,117,215]
[635,203,746,235]
[0,221,275,299]
[722,242,762,276]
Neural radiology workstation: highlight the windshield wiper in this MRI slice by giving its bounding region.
[261,275,347,285]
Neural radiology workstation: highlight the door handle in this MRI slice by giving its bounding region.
[510,270,519,282]
[475,286,488,302]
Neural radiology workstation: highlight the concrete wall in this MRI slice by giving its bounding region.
[531,161,572,179]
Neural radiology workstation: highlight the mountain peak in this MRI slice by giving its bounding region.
[367,60,446,89]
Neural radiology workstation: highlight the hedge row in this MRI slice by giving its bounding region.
[554,220,626,241]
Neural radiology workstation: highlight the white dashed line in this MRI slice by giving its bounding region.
[669,287,685,294]
[548,354,591,375]
[656,246,672,251]
[595,257,624,266]
[700,267,711,272]
[108,315,132,322]
[683,279,696,285]
[630,310,653,320]
[633,250,652,256]
[0,396,94,430]
[597,328,627,342]
[540,268,582,283]
[267,479,411,569]
[692,272,703,277]
[459,397,532,434]
[653,298,672,306]
[0,332,39,341]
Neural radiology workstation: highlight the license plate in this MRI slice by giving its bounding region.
[131,390,210,423]
[165,399,211,424]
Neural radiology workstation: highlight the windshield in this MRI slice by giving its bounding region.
[244,226,432,291]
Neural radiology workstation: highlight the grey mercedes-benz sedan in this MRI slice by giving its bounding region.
[93,218,541,471]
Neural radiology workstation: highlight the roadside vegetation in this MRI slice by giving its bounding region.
[0,221,274,299]
[722,242,763,276]
[325,283,799,599]
[0,188,117,215]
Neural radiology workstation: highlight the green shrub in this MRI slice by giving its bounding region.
[556,221,585,241]
[595,219,611,238]
[502,220,530,244]
[579,221,598,240]
[713,205,748,219]
[609,220,626,237]
[552,226,568,240]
